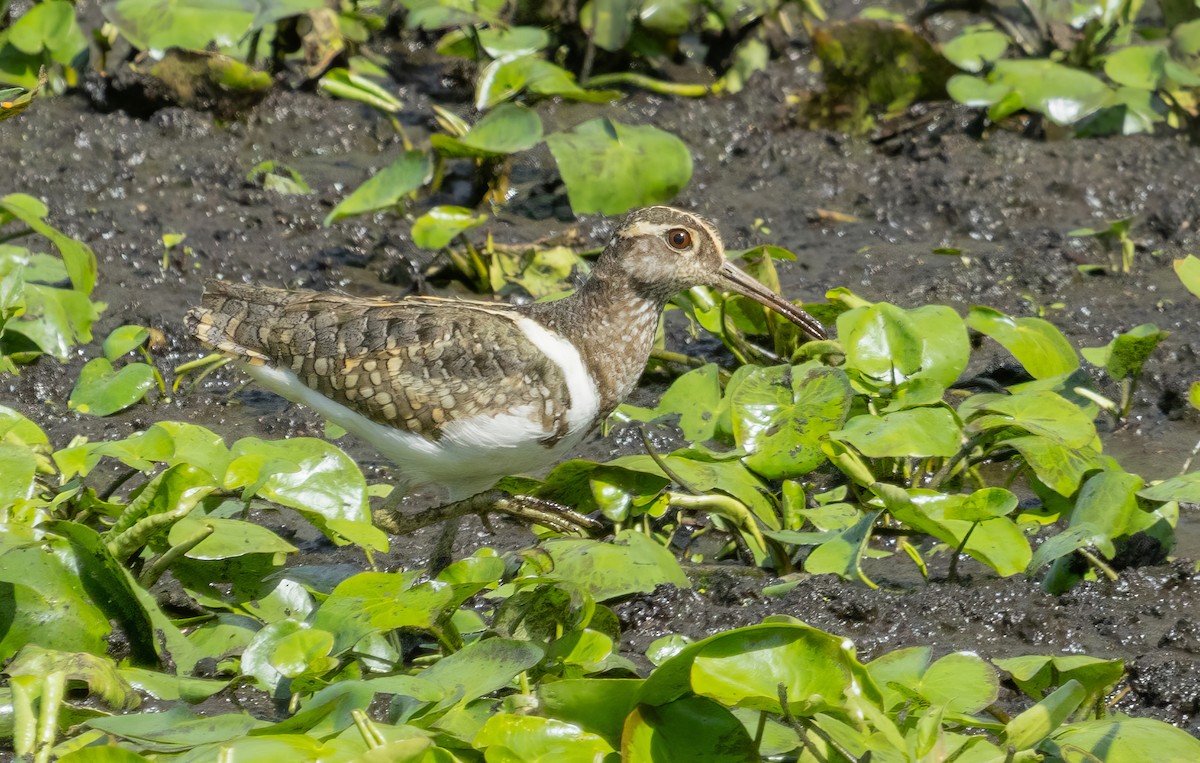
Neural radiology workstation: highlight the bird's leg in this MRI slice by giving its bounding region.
[372,489,603,573]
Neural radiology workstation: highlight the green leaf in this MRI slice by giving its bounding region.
[431,102,543,157]
[225,437,372,543]
[475,714,615,760]
[1104,45,1168,90]
[58,748,152,762]
[102,324,151,361]
[1080,323,1168,381]
[801,509,882,587]
[541,531,690,601]
[546,118,692,215]
[324,151,432,225]
[119,666,232,703]
[731,364,853,480]
[85,705,261,750]
[538,678,643,749]
[832,407,962,458]
[1003,435,1103,497]
[1045,716,1200,761]
[6,645,139,709]
[0,403,49,446]
[947,73,1014,107]
[942,28,1010,73]
[1139,471,1200,503]
[7,1,88,64]
[1030,470,1149,575]
[683,623,879,715]
[987,59,1112,126]
[318,67,403,113]
[965,306,1079,378]
[411,206,488,250]
[419,637,543,703]
[1173,254,1200,299]
[39,520,160,666]
[618,363,724,443]
[101,0,257,54]
[622,695,758,762]
[868,647,999,715]
[1004,679,1087,749]
[270,627,338,678]
[880,487,1032,576]
[7,283,103,360]
[968,390,1097,448]
[993,655,1123,703]
[168,517,298,560]
[69,358,157,416]
[0,536,112,661]
[838,303,969,389]
[0,440,37,507]
[311,571,452,653]
[475,56,620,109]
[580,0,635,52]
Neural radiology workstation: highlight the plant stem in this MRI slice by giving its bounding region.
[139,523,215,588]
[947,521,978,584]
[1079,548,1119,582]
[585,72,711,97]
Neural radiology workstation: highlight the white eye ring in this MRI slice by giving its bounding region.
[666,228,693,250]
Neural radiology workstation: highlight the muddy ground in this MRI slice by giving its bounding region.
[4,28,1200,734]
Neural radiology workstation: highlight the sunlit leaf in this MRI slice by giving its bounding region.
[538,678,643,749]
[546,118,692,215]
[1080,323,1168,381]
[542,531,690,601]
[800,509,881,587]
[311,571,451,653]
[1173,254,1200,299]
[419,637,543,703]
[1045,716,1200,762]
[966,306,1079,379]
[7,645,139,709]
[411,206,488,250]
[324,151,432,224]
[475,713,615,761]
[838,303,969,389]
[968,390,1097,448]
[101,0,257,53]
[879,487,1032,576]
[832,407,962,458]
[623,695,757,762]
[168,517,298,561]
[475,55,620,109]
[431,102,543,157]
[942,27,1010,73]
[225,437,372,543]
[69,358,157,416]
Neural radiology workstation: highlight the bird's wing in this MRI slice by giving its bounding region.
[187,281,573,443]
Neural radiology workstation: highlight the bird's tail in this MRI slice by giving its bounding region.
[185,280,295,366]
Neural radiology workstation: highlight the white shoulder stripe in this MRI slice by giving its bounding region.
[514,317,600,433]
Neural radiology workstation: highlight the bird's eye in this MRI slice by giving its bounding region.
[666,228,692,250]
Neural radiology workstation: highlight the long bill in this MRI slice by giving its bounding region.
[717,261,828,341]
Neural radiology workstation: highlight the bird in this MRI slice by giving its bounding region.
[186,206,827,562]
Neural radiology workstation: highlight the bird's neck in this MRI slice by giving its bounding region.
[525,267,667,416]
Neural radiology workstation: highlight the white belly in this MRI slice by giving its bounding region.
[240,325,599,502]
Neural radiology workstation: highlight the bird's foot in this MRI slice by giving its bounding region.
[372,489,603,575]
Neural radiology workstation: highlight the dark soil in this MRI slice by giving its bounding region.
[4,30,1200,735]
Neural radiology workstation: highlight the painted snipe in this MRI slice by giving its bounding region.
[187,206,827,564]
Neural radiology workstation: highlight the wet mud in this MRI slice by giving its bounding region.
[3,35,1200,733]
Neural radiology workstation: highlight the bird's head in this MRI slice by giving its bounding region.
[601,206,827,341]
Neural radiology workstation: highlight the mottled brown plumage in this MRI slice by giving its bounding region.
[189,285,573,443]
